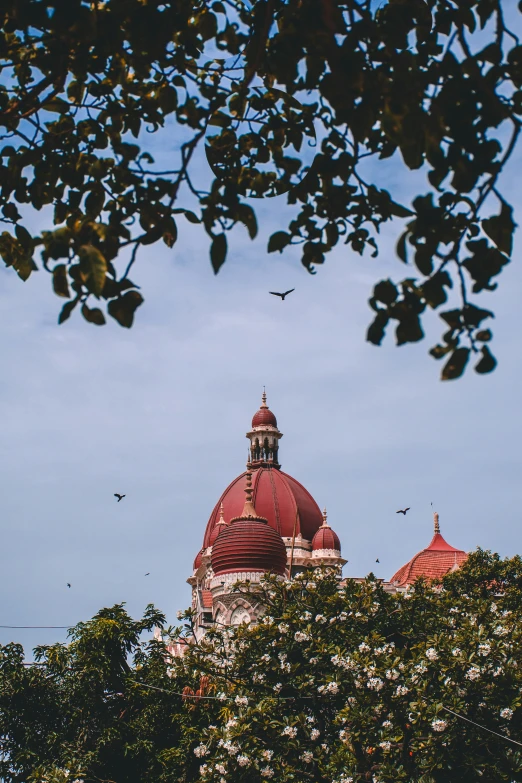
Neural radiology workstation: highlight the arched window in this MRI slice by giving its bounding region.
[230,606,251,626]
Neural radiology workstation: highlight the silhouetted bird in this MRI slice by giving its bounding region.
[114,493,126,502]
[145,573,150,576]
[376,558,380,563]
[67,583,71,588]
[269,289,295,300]
[396,507,410,515]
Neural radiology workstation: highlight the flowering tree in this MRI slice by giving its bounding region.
[2,551,522,782]
[178,550,522,783]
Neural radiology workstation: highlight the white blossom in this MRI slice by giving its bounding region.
[301,611,312,621]
[273,683,282,692]
[199,764,208,776]
[500,708,514,720]
[282,726,298,738]
[431,719,448,732]
[301,751,314,763]
[478,643,491,657]
[216,764,226,774]
[379,741,392,751]
[395,685,409,697]
[310,728,320,740]
[465,666,481,681]
[494,625,509,637]
[425,647,439,661]
[237,755,250,767]
[261,767,274,778]
[307,581,317,589]
[367,677,385,691]
[194,744,209,757]
[339,729,348,741]
[385,669,399,680]
[235,696,248,706]
[263,616,274,626]
[262,749,274,761]
[493,666,503,677]
[278,623,289,634]
[294,631,310,642]
[315,614,327,624]
[382,720,393,728]
[452,648,461,657]
[358,642,371,652]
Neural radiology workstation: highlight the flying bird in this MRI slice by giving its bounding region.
[269,289,295,301]
[375,558,380,563]
[145,573,150,576]
[114,493,126,502]
[396,507,410,515]
[67,583,71,588]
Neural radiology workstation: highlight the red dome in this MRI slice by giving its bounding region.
[203,467,323,547]
[391,528,467,587]
[252,407,277,427]
[193,549,204,570]
[312,524,341,553]
[211,517,287,576]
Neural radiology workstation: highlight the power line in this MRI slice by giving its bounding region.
[0,625,70,629]
[10,667,522,746]
[441,706,522,748]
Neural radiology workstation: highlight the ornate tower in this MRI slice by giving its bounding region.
[246,391,283,469]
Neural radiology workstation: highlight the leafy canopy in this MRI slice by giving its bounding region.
[2,551,522,782]
[1,0,522,378]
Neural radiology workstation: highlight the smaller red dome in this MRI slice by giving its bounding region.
[193,549,204,570]
[252,407,277,427]
[312,512,341,552]
[251,391,278,428]
[211,518,287,576]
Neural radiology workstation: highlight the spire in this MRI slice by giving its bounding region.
[434,511,440,534]
[261,388,267,408]
[230,468,267,523]
[217,502,226,526]
[320,507,330,528]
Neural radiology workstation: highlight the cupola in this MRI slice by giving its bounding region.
[211,469,288,576]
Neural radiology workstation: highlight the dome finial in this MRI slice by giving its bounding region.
[434,511,440,534]
[235,468,264,521]
[218,502,226,525]
[321,507,329,527]
[261,388,267,408]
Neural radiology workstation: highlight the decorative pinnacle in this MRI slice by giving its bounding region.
[261,388,267,408]
[434,511,440,534]
[217,502,226,526]
[234,468,264,521]
[321,507,329,527]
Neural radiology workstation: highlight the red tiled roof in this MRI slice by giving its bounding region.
[201,589,213,608]
[391,532,467,587]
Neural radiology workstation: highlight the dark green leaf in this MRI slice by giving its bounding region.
[58,298,79,324]
[475,345,497,374]
[79,245,107,297]
[107,291,144,328]
[476,329,492,342]
[52,264,70,298]
[441,347,470,381]
[366,312,389,346]
[373,279,398,305]
[81,303,106,326]
[210,234,227,274]
[268,231,291,254]
[482,203,516,256]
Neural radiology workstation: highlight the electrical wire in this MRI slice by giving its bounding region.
[10,666,522,746]
[2,623,71,629]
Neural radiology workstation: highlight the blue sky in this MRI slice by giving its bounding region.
[2,11,522,654]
